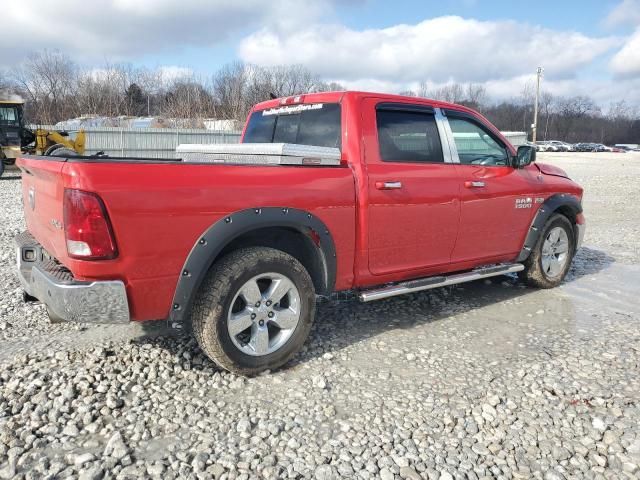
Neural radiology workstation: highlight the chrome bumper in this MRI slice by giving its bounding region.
[576,222,586,250]
[15,232,129,324]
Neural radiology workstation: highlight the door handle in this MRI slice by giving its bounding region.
[375,181,402,190]
[464,181,486,188]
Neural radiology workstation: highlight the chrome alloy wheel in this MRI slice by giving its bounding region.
[227,273,301,356]
[541,226,570,278]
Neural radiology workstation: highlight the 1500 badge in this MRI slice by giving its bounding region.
[515,197,532,209]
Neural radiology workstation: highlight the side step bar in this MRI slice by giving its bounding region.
[358,263,525,302]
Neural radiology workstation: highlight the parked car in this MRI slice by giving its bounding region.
[535,141,558,152]
[14,91,586,375]
[574,143,592,152]
[548,141,575,152]
[615,144,640,151]
[592,144,612,152]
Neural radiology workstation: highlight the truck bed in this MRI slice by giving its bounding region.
[17,154,357,321]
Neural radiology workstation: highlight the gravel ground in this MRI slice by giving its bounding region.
[0,153,639,480]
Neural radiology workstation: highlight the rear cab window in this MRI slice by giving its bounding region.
[376,106,444,163]
[243,103,341,149]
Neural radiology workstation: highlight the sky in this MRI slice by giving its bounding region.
[2,0,640,109]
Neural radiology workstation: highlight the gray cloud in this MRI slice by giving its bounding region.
[0,0,345,68]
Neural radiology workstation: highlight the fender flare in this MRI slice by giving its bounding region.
[168,207,337,327]
[516,193,582,262]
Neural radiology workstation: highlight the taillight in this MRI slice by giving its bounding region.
[63,189,117,260]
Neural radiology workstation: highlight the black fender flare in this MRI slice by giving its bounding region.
[516,193,582,262]
[168,207,337,327]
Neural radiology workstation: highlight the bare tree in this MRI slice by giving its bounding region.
[464,83,487,110]
[555,96,599,141]
[213,62,252,121]
[539,91,555,140]
[432,83,465,103]
[315,81,346,92]
[12,50,77,124]
[163,77,216,122]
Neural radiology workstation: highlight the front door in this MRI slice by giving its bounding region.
[444,112,540,262]
[362,99,461,276]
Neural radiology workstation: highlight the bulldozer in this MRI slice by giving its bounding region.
[0,99,86,177]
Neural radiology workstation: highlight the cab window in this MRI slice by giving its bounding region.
[448,117,509,166]
[244,103,341,149]
[376,108,444,163]
[0,106,19,126]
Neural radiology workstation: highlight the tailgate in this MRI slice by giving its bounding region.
[17,157,69,264]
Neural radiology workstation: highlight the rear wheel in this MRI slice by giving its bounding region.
[191,247,316,375]
[520,213,575,288]
[48,147,78,157]
[43,143,66,155]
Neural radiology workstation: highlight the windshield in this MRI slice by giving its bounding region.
[243,103,341,149]
[0,106,20,126]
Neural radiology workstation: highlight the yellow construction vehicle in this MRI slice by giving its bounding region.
[1,99,86,176]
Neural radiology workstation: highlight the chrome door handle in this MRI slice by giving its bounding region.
[464,181,486,188]
[375,181,402,190]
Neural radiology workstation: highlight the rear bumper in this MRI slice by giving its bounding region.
[15,231,129,324]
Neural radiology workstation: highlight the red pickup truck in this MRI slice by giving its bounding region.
[15,91,585,374]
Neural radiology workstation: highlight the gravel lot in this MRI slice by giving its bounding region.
[1,153,639,480]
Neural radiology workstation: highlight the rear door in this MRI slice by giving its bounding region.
[443,111,540,262]
[362,99,461,276]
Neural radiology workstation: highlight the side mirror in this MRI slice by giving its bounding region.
[515,145,536,168]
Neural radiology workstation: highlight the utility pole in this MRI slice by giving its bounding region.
[532,66,543,143]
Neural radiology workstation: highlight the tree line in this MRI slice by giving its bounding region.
[1,51,342,127]
[1,50,638,144]
[401,82,639,145]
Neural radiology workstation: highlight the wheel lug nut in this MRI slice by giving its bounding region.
[268,312,274,318]
[266,300,272,306]
[250,313,256,320]
[258,319,265,326]
[255,301,261,307]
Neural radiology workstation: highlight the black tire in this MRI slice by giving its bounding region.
[191,247,316,376]
[519,213,575,288]
[0,159,4,178]
[48,147,78,157]
[43,143,65,155]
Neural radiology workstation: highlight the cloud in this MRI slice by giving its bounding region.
[610,29,640,77]
[239,16,621,84]
[604,0,640,28]
[157,66,194,83]
[0,0,345,68]
[605,0,640,78]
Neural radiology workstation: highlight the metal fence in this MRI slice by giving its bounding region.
[32,126,241,158]
[501,132,528,146]
[31,125,526,158]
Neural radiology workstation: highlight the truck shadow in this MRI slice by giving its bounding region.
[136,247,614,374]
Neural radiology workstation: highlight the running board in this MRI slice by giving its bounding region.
[358,263,525,302]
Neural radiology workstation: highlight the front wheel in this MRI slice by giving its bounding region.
[191,247,316,375]
[520,213,575,288]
